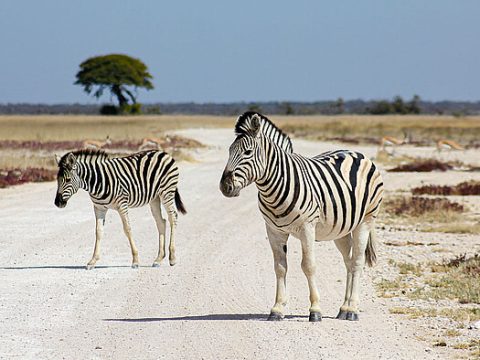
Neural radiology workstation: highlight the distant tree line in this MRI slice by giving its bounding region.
[6,53,477,116]
[1,97,480,116]
[366,95,421,115]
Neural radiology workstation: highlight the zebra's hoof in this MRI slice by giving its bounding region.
[336,310,348,320]
[346,312,359,321]
[267,312,284,321]
[169,259,176,266]
[152,263,160,268]
[309,312,322,322]
[86,264,95,270]
[131,263,139,269]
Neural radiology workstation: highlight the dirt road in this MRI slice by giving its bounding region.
[0,129,450,359]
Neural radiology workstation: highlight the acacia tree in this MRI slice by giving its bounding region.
[75,54,153,108]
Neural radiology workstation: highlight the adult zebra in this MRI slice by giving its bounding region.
[220,112,383,322]
[54,149,186,269]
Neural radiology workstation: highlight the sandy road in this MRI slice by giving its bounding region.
[0,129,449,360]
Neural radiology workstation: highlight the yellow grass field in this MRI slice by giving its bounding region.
[1,114,480,143]
[1,114,479,171]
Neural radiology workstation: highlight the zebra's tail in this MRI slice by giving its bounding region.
[365,227,378,267]
[175,189,187,215]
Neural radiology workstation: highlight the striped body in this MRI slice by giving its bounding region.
[69,150,178,209]
[257,149,383,241]
[220,112,383,321]
[55,149,185,268]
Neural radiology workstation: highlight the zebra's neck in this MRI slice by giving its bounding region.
[75,153,110,195]
[255,139,300,221]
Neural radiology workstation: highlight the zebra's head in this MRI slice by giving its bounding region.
[220,114,266,197]
[54,152,80,208]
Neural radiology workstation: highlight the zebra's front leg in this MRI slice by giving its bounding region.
[266,225,289,321]
[118,207,139,268]
[150,198,166,267]
[334,234,354,320]
[86,207,107,270]
[298,224,322,322]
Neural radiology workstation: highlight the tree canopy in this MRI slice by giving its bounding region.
[75,54,153,107]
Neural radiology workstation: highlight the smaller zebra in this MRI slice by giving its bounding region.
[54,149,186,269]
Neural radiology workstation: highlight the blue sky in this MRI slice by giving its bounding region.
[0,0,479,103]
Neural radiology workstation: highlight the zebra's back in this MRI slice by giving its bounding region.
[309,150,383,240]
[98,150,179,208]
[257,149,383,240]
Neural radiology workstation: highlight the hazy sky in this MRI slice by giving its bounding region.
[1,1,479,103]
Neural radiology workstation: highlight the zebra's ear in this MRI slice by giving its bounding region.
[54,154,61,165]
[65,153,77,169]
[250,114,261,137]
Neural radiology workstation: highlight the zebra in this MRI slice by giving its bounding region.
[220,112,383,322]
[54,149,186,269]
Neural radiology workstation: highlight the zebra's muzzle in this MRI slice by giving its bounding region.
[220,171,240,198]
[54,193,67,208]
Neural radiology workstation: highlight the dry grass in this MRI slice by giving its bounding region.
[430,254,480,275]
[444,329,462,337]
[453,340,480,357]
[0,115,234,141]
[0,152,57,170]
[376,276,409,297]
[388,158,458,172]
[424,223,480,234]
[0,129,205,176]
[410,254,480,304]
[384,240,439,246]
[2,114,480,143]
[383,196,465,220]
[384,254,480,357]
[380,254,480,304]
[412,180,480,196]
[388,259,424,276]
[0,168,56,188]
[278,115,480,145]
[388,306,480,322]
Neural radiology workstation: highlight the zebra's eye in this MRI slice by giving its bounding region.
[244,149,253,156]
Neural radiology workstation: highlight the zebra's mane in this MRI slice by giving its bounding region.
[234,112,293,153]
[59,149,109,168]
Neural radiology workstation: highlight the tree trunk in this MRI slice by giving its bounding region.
[111,85,128,107]
[123,87,137,104]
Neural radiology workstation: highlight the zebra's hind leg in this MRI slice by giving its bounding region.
[150,197,167,267]
[334,234,354,320]
[118,207,139,268]
[344,222,371,321]
[266,224,289,321]
[86,207,107,270]
[162,192,178,266]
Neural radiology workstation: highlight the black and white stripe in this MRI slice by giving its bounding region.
[55,149,186,268]
[220,112,383,321]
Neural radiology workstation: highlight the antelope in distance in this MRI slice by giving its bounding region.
[379,131,410,155]
[220,112,383,322]
[82,135,111,150]
[436,139,464,152]
[54,149,186,269]
[138,137,164,151]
